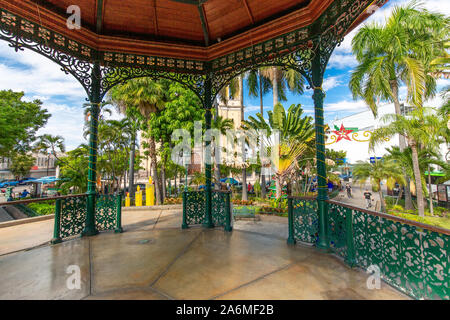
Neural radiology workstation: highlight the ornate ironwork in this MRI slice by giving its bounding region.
[344,204,448,300]
[0,9,95,98]
[184,191,206,225]
[292,198,319,244]
[183,190,231,228]
[0,1,383,106]
[100,66,206,106]
[211,191,227,227]
[60,196,87,239]
[328,202,348,259]
[95,194,118,231]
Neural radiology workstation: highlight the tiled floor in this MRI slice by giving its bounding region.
[0,210,409,300]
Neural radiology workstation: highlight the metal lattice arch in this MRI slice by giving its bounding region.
[0,0,388,239]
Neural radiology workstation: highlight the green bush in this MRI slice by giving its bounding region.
[27,202,55,216]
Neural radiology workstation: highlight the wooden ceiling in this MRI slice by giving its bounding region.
[0,0,382,61]
[25,0,312,46]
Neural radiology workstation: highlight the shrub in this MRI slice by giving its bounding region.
[26,202,55,216]
[163,198,182,205]
[232,199,254,206]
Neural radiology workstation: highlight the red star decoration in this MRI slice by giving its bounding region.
[333,124,353,142]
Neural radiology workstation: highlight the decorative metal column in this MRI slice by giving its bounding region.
[203,75,214,228]
[312,55,329,250]
[83,62,101,237]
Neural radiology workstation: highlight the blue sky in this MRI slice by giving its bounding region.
[0,0,448,150]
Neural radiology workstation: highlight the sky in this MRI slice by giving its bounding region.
[0,0,449,151]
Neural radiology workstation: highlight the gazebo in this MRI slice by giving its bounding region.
[0,0,385,237]
[1,1,448,300]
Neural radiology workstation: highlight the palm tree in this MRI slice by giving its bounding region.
[107,90,143,196]
[35,134,66,175]
[260,67,305,107]
[247,69,272,199]
[385,146,447,207]
[353,159,405,213]
[190,171,206,191]
[370,108,448,216]
[350,2,448,210]
[107,78,166,204]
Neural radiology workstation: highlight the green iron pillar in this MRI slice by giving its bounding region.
[203,75,214,228]
[83,62,101,237]
[312,55,329,250]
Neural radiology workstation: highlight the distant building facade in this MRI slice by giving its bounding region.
[326,102,448,162]
[0,153,60,180]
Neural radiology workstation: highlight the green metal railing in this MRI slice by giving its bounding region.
[182,190,232,232]
[288,197,450,300]
[52,193,122,244]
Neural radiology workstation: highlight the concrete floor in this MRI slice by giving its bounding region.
[0,209,409,300]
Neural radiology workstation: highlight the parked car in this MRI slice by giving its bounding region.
[18,177,37,185]
[0,180,19,188]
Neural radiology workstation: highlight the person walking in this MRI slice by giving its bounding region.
[363,189,373,209]
[346,183,352,198]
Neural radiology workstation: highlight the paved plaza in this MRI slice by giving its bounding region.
[0,208,409,300]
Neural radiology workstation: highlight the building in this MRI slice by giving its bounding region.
[326,102,449,164]
[0,152,60,180]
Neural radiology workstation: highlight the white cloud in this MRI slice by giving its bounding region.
[323,76,344,91]
[0,42,124,151]
[328,53,358,70]
[325,100,368,112]
[245,105,271,113]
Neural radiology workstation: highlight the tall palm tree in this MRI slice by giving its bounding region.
[353,159,405,213]
[370,108,448,216]
[350,2,448,210]
[107,78,166,204]
[385,146,448,210]
[238,75,249,201]
[260,67,305,107]
[247,69,272,198]
[108,90,143,196]
[35,134,66,175]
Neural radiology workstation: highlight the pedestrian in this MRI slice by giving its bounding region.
[346,183,352,198]
[363,189,372,209]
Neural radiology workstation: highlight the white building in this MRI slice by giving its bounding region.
[0,152,60,180]
[326,102,449,164]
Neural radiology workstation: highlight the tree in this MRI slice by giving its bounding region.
[108,78,166,204]
[260,67,305,107]
[242,103,315,198]
[350,2,448,209]
[108,91,144,196]
[385,146,448,209]
[370,108,449,216]
[57,144,89,194]
[35,134,65,175]
[0,90,50,157]
[353,159,405,213]
[9,152,35,180]
[246,69,272,198]
[145,81,204,201]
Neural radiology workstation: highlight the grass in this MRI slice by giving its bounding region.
[384,197,450,230]
[26,202,55,216]
[387,211,450,230]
